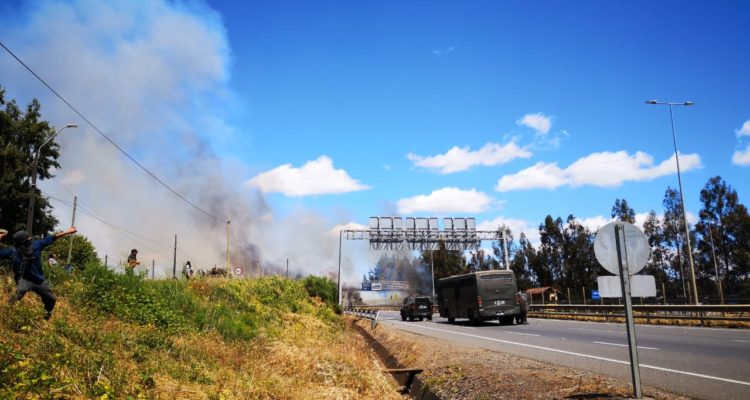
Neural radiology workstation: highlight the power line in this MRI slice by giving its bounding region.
[46,185,168,246]
[49,180,198,261]
[1,40,223,222]
[45,192,170,261]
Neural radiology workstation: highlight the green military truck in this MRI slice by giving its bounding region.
[437,270,520,325]
[400,295,433,321]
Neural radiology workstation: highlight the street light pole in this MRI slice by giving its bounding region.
[26,123,78,235]
[646,100,699,305]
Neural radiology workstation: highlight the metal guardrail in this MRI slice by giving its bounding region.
[345,303,750,325]
[343,307,380,328]
[528,304,750,325]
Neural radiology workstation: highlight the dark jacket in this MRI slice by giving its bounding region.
[0,235,56,284]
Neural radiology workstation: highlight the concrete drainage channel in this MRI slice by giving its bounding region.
[347,312,441,400]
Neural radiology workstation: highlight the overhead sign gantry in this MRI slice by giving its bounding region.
[337,216,510,305]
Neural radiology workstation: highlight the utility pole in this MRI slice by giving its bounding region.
[430,250,436,299]
[66,195,77,267]
[337,230,343,306]
[172,234,177,279]
[226,215,231,272]
[286,258,289,278]
[708,224,724,304]
[502,229,510,269]
[152,259,155,279]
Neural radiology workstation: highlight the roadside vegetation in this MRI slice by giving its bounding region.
[0,263,400,399]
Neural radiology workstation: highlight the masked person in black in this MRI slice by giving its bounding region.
[0,227,77,320]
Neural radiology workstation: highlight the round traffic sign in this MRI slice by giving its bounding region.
[234,267,243,276]
[594,222,650,275]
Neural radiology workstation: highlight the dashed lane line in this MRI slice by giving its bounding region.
[594,341,659,350]
[506,332,541,337]
[392,321,750,387]
[572,328,624,334]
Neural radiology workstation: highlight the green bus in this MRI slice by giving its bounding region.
[437,270,520,325]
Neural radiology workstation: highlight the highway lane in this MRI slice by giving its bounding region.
[377,311,750,400]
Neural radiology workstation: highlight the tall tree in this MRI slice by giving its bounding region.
[511,233,538,289]
[419,241,469,283]
[611,198,636,223]
[538,215,565,286]
[0,86,60,234]
[642,210,673,295]
[491,224,514,270]
[562,216,598,294]
[695,176,750,297]
[662,187,694,300]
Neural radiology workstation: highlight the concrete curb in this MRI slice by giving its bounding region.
[351,322,442,400]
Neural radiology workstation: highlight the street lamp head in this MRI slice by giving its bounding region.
[65,124,78,128]
[684,101,695,106]
[646,100,658,104]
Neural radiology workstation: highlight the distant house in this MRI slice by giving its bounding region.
[525,287,562,304]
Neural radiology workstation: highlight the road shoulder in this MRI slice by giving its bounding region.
[357,318,691,400]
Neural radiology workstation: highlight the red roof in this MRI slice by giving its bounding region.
[525,287,561,295]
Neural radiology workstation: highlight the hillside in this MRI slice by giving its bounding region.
[0,265,400,399]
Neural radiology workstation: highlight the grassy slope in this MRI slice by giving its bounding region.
[0,265,399,399]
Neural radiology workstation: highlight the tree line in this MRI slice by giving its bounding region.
[367,177,750,303]
[0,86,98,270]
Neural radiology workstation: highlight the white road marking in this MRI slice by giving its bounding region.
[573,328,624,334]
[732,339,750,343]
[506,332,541,337]
[393,322,750,387]
[594,341,659,350]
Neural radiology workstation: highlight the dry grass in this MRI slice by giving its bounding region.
[0,274,403,399]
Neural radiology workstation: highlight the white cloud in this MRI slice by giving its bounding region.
[407,142,532,174]
[496,151,702,192]
[397,187,493,214]
[574,215,614,232]
[245,156,370,197]
[477,216,540,244]
[60,169,86,186]
[328,222,368,237]
[432,46,455,56]
[516,112,552,135]
[732,145,750,166]
[736,120,750,137]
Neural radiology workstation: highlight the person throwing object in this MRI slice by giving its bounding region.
[127,249,140,269]
[0,227,77,320]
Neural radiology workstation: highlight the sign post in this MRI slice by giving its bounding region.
[594,221,652,399]
[614,224,642,399]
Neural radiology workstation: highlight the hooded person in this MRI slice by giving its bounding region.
[127,249,140,269]
[0,227,77,320]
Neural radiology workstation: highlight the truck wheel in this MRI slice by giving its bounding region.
[427,315,432,321]
[419,317,423,321]
[401,315,406,321]
[448,317,455,324]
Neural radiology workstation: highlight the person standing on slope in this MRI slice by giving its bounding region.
[0,227,77,320]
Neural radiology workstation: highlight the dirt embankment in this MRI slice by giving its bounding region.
[353,318,692,400]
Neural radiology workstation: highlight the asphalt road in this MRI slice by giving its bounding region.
[378,311,750,400]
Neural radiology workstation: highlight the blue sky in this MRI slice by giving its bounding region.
[1,0,749,281]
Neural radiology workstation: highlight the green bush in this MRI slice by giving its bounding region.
[302,275,338,307]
